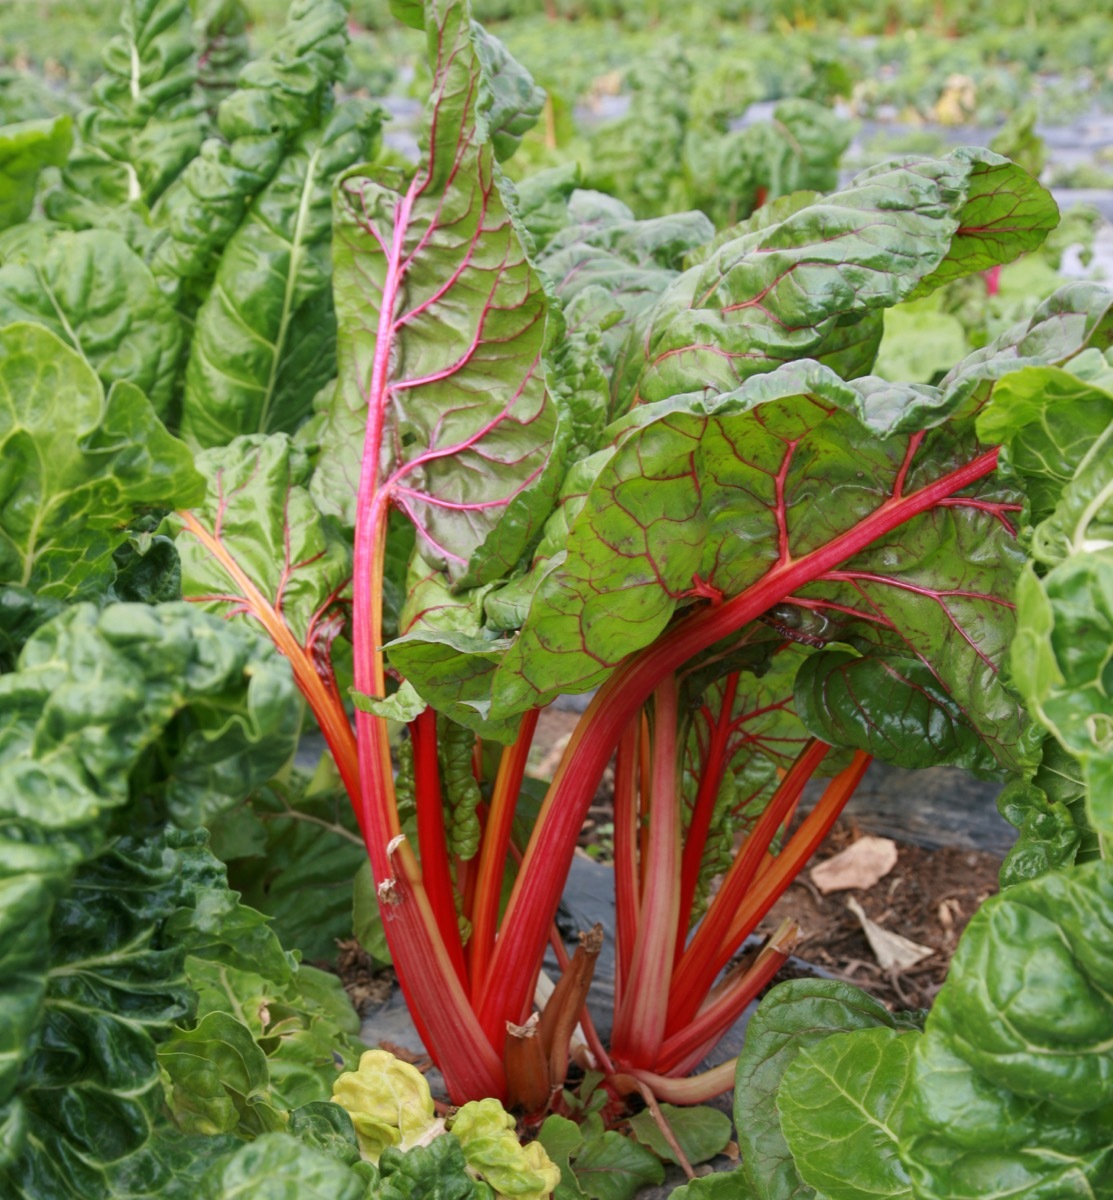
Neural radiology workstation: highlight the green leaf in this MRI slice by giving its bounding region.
[0,116,72,230]
[778,1028,917,1200]
[180,101,382,447]
[875,301,968,385]
[569,1115,664,1200]
[0,323,202,597]
[214,775,367,961]
[906,147,1059,299]
[671,1173,754,1199]
[627,1104,732,1167]
[321,0,560,587]
[537,1115,588,1199]
[53,0,203,215]
[900,862,1113,1200]
[352,680,428,723]
[1013,553,1113,837]
[0,825,291,1197]
[450,1097,561,1198]
[513,162,580,254]
[378,1135,484,1200]
[201,1132,368,1200]
[487,363,1030,780]
[159,1010,285,1137]
[149,0,351,300]
[794,650,1003,776]
[471,23,546,163]
[920,861,1113,1112]
[975,357,1113,540]
[734,979,918,1200]
[287,1101,363,1166]
[0,229,183,418]
[176,434,350,647]
[996,774,1081,888]
[628,149,1057,408]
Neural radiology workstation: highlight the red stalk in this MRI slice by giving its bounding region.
[479,447,998,1045]
[611,677,682,1065]
[667,739,829,1031]
[675,671,739,963]
[720,751,872,956]
[410,707,468,987]
[612,718,641,1008]
[469,707,540,997]
[654,920,799,1076]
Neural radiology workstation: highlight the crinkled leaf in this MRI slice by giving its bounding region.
[439,715,483,859]
[352,680,428,723]
[0,825,292,1197]
[920,861,1113,1112]
[906,148,1059,299]
[158,1010,284,1137]
[0,115,72,230]
[149,0,350,300]
[287,1101,363,1167]
[331,1048,438,1164]
[0,586,63,671]
[795,650,1002,776]
[900,863,1113,1200]
[488,363,1030,779]
[778,1028,917,1200]
[734,979,919,1200]
[53,0,203,217]
[627,1104,731,1167]
[975,356,1113,542]
[627,149,1056,409]
[212,775,367,961]
[0,323,202,597]
[176,434,351,646]
[377,1134,484,1200]
[513,162,580,254]
[0,229,182,418]
[996,774,1081,889]
[537,194,712,390]
[471,23,546,163]
[450,1097,560,1199]
[192,0,250,114]
[200,1133,368,1200]
[320,0,559,586]
[940,282,1113,418]
[1013,554,1113,837]
[180,101,382,447]
[111,530,183,604]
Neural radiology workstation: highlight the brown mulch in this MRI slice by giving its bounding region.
[335,938,394,1014]
[756,820,1000,1010]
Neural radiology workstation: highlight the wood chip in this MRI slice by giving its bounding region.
[846,896,934,971]
[810,836,898,894]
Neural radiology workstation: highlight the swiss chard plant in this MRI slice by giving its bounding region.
[3,0,1112,1193]
[167,0,1104,1119]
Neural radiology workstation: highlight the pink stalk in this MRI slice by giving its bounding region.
[667,739,829,1031]
[478,448,999,1046]
[610,677,682,1065]
[350,181,506,1102]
